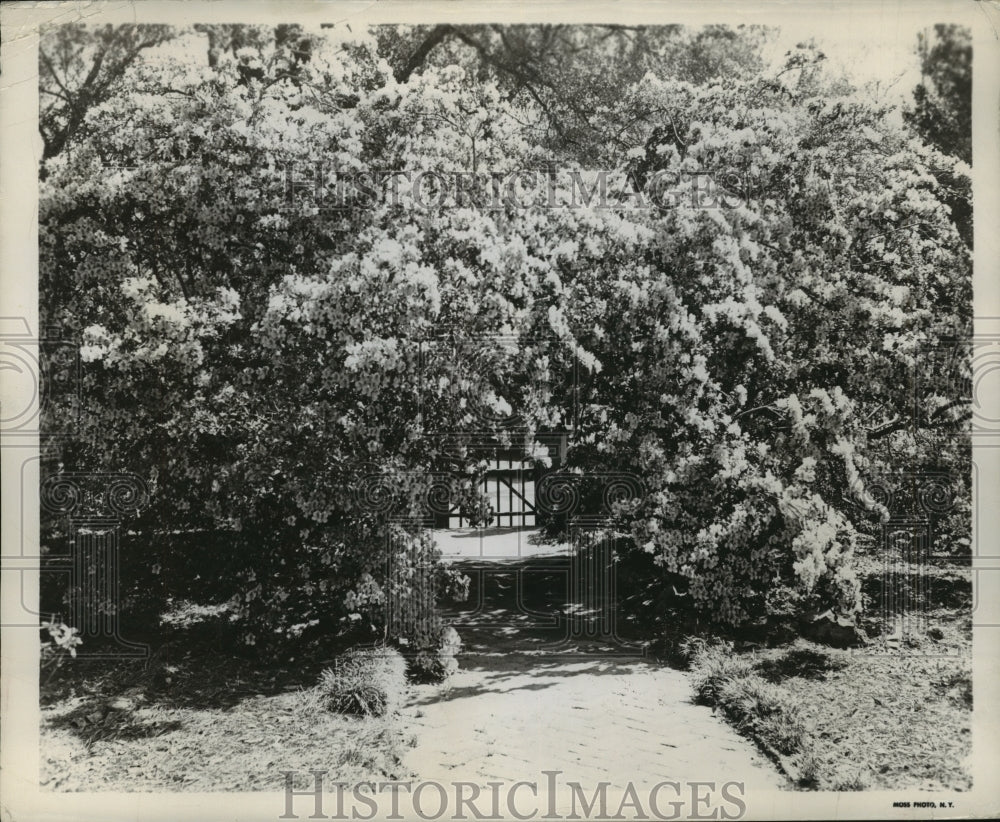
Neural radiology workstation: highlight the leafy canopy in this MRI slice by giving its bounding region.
[40,24,970,643]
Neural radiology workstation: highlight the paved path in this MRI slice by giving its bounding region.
[401,529,785,790]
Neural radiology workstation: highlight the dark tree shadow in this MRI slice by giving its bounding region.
[41,618,343,714]
[756,647,849,684]
[46,700,184,750]
[41,530,664,742]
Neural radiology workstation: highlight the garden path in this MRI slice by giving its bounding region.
[400,528,785,791]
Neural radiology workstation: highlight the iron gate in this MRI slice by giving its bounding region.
[447,454,540,529]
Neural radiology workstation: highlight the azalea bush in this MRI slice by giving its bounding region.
[556,60,971,623]
[40,24,970,644]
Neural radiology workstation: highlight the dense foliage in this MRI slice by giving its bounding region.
[40,23,971,649]
[904,24,972,166]
[903,24,973,250]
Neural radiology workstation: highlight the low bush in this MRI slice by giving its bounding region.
[375,528,465,682]
[318,647,408,718]
[405,625,463,683]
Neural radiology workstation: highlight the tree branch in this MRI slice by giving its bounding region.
[867,417,904,439]
[395,24,454,83]
[733,403,781,421]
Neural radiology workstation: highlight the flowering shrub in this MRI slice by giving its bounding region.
[39,26,969,639]
[406,625,463,683]
[41,620,83,659]
[40,620,83,687]
[563,60,970,623]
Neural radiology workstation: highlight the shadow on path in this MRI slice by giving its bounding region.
[403,529,787,789]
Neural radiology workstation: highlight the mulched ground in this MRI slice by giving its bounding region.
[668,556,974,792]
[752,614,971,791]
[40,558,973,792]
[718,552,974,793]
[40,621,414,792]
[41,689,411,791]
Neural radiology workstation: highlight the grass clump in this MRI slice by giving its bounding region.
[686,639,756,705]
[686,638,807,760]
[319,647,408,718]
[934,664,972,709]
[715,675,806,755]
[828,767,871,791]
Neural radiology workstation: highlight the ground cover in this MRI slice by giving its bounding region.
[681,564,972,791]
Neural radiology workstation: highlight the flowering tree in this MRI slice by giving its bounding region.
[40,25,970,648]
[569,63,971,622]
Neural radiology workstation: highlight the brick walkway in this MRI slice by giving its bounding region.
[401,529,785,790]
